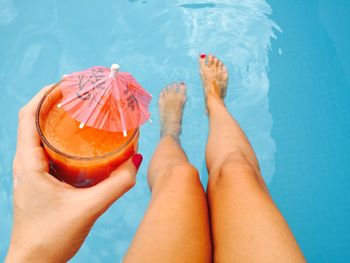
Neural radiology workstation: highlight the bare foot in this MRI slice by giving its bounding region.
[199,54,229,108]
[158,83,187,141]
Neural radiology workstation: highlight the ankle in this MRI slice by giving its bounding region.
[206,93,226,113]
[160,124,181,142]
[160,132,180,143]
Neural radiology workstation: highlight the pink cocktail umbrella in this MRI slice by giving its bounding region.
[57,64,152,136]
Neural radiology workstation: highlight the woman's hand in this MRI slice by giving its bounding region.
[6,85,143,263]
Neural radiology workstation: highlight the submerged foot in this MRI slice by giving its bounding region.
[199,54,229,108]
[158,83,187,141]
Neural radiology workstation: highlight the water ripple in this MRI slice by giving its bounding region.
[180,0,280,183]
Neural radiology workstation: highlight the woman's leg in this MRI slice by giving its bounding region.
[124,83,212,263]
[200,55,305,262]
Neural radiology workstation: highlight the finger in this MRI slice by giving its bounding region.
[17,84,54,151]
[82,154,143,213]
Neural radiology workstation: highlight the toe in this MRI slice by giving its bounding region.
[159,89,166,102]
[174,83,180,93]
[207,54,214,67]
[222,68,229,86]
[222,65,229,78]
[158,90,165,105]
[172,83,179,93]
[213,57,219,67]
[198,54,206,68]
[179,82,186,93]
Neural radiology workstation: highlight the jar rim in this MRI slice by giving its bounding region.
[35,82,139,161]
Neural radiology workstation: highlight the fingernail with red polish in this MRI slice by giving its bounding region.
[200,54,206,59]
[132,153,143,170]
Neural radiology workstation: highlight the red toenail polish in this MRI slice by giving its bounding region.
[200,54,206,58]
[132,153,143,170]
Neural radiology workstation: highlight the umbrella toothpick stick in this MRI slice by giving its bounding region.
[111,64,128,137]
[110,64,120,77]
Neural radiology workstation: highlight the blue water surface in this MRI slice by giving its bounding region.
[268,0,350,261]
[0,0,349,262]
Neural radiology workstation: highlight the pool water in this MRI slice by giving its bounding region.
[0,0,349,262]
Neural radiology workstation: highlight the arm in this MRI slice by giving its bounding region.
[6,85,143,263]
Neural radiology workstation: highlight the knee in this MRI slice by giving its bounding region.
[154,161,202,190]
[223,151,256,170]
[169,161,201,184]
[210,151,262,187]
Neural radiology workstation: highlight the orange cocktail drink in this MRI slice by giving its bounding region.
[36,83,139,187]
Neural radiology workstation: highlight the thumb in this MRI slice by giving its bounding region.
[83,153,143,213]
